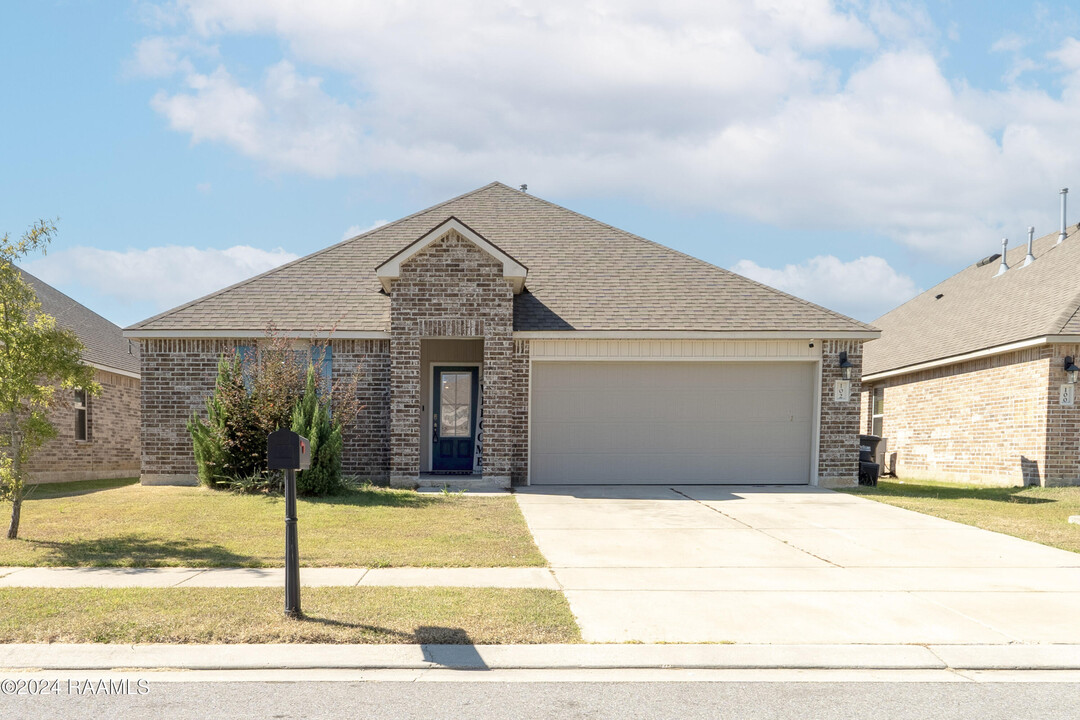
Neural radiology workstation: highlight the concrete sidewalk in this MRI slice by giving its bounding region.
[0,566,558,589]
[2,643,1080,672]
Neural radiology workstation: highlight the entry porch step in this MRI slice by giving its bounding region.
[416,473,510,492]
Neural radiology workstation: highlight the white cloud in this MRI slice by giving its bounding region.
[1050,37,1080,72]
[137,3,1080,263]
[992,34,1026,53]
[342,219,388,240]
[24,245,299,312]
[151,61,361,177]
[732,255,921,321]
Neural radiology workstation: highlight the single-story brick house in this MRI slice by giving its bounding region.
[861,219,1080,487]
[18,269,141,483]
[125,182,878,489]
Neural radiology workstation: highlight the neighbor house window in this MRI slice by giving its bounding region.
[871,386,884,436]
[74,387,88,441]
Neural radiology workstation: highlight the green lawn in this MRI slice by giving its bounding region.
[0,479,545,568]
[0,587,579,644]
[842,480,1080,553]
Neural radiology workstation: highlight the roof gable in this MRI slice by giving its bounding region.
[126,182,875,338]
[376,216,528,293]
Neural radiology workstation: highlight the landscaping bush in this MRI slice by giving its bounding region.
[187,328,359,495]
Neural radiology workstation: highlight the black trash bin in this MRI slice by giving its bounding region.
[858,434,882,486]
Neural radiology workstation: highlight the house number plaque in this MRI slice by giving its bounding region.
[1061,384,1075,406]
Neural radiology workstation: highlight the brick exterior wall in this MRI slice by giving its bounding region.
[860,343,1080,486]
[1042,343,1080,485]
[387,230,518,487]
[334,339,391,482]
[817,339,863,487]
[139,337,394,485]
[22,368,141,483]
[140,338,235,485]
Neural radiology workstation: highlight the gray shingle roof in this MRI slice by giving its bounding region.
[864,227,1080,377]
[128,182,874,336]
[18,268,140,376]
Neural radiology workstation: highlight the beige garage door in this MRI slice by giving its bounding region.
[530,361,815,485]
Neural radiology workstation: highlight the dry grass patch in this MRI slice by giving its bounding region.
[0,587,579,644]
[0,479,545,568]
[843,481,1080,553]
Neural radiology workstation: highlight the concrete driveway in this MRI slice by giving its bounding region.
[515,485,1080,644]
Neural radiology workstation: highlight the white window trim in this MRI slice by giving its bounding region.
[871,387,884,436]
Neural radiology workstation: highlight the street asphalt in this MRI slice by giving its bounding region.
[2,678,1079,720]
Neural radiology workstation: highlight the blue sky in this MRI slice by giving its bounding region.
[3,1,1080,327]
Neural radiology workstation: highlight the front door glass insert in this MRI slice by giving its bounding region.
[439,372,473,437]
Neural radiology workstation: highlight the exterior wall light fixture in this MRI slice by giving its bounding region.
[1065,356,1079,384]
[839,351,853,380]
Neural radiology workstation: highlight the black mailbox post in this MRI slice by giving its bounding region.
[267,429,310,617]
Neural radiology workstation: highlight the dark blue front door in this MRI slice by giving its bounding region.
[432,366,479,472]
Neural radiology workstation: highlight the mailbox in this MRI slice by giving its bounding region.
[267,429,311,471]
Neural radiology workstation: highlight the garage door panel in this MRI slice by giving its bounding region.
[531,361,815,485]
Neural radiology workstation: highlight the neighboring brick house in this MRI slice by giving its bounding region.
[125,183,878,489]
[861,222,1080,487]
[17,270,141,483]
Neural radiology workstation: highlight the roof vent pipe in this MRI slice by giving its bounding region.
[1060,188,1069,243]
[1024,226,1035,266]
[995,238,1009,276]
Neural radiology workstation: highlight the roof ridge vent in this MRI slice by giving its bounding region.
[1023,226,1035,267]
[995,238,1009,276]
[1060,188,1069,243]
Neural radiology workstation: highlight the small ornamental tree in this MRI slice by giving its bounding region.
[1,220,98,539]
[291,364,345,495]
[187,352,253,488]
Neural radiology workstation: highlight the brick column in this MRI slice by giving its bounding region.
[389,332,421,487]
[817,339,863,487]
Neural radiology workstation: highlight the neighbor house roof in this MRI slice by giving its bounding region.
[18,268,140,376]
[864,226,1080,378]
[126,182,875,337]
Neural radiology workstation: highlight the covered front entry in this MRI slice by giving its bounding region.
[529,361,816,485]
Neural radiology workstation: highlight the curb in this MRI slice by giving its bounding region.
[2,644,1080,672]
